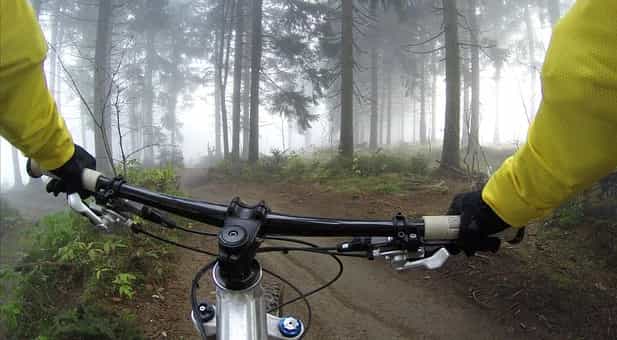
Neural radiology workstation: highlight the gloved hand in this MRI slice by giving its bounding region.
[47,144,96,198]
[446,191,512,256]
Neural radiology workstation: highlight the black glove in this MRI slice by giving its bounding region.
[47,145,96,198]
[446,191,511,256]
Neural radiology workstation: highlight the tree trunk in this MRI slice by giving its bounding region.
[142,27,155,167]
[213,5,223,159]
[431,55,438,143]
[419,57,427,144]
[167,47,181,166]
[231,0,245,162]
[339,0,354,158]
[493,62,502,145]
[241,9,251,160]
[12,147,23,188]
[411,92,416,143]
[248,0,263,163]
[386,66,392,146]
[128,98,138,153]
[469,0,480,154]
[304,129,311,148]
[93,0,113,175]
[379,73,385,146]
[287,119,293,150]
[440,0,461,170]
[368,0,379,150]
[220,1,234,159]
[462,57,470,147]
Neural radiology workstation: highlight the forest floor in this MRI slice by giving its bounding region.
[129,168,617,340]
[3,169,617,339]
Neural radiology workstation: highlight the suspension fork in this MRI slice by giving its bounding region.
[191,198,304,339]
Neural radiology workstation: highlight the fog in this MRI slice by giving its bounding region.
[1,0,574,191]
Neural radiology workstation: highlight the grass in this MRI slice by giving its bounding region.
[211,145,517,195]
[0,163,182,339]
[211,147,436,194]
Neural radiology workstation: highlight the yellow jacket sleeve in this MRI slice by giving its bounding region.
[482,0,617,227]
[0,0,74,170]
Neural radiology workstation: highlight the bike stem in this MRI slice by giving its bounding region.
[216,197,268,291]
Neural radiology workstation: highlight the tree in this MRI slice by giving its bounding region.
[339,0,354,157]
[368,0,379,150]
[440,0,461,170]
[419,55,427,144]
[248,0,263,163]
[231,0,245,162]
[241,10,251,159]
[93,0,114,175]
[468,0,480,155]
[12,148,23,188]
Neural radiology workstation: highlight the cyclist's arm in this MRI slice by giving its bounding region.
[0,0,74,170]
[482,0,617,227]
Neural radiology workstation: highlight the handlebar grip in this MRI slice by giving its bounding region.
[423,216,460,240]
[26,158,103,193]
[26,158,45,178]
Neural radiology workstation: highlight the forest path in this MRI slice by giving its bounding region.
[136,168,550,340]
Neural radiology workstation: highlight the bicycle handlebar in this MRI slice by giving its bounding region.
[27,160,460,240]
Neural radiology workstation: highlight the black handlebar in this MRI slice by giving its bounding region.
[26,159,458,240]
[97,176,425,237]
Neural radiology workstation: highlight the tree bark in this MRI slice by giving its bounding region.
[339,0,354,158]
[368,0,379,150]
[167,37,182,166]
[142,27,155,167]
[12,147,23,188]
[419,57,427,144]
[493,62,502,145]
[231,0,245,162]
[468,0,480,153]
[440,0,461,169]
[241,8,251,160]
[248,0,263,163]
[386,66,392,145]
[462,56,470,147]
[93,0,113,174]
[431,54,438,143]
[213,3,223,159]
[219,1,233,159]
[379,72,385,146]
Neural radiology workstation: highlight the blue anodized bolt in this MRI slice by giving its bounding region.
[278,316,302,337]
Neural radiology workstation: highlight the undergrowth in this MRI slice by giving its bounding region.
[212,149,431,194]
[0,162,180,339]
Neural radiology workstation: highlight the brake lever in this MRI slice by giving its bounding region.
[67,193,108,231]
[343,236,451,271]
[395,248,450,271]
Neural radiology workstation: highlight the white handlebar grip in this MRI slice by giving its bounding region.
[26,159,44,178]
[423,216,460,240]
[81,168,102,192]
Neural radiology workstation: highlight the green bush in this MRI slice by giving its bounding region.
[46,305,142,340]
[0,163,179,338]
[210,150,430,195]
[120,159,180,194]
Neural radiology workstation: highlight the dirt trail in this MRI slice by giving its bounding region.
[134,168,548,340]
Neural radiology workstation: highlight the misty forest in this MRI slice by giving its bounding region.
[3,1,617,339]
